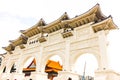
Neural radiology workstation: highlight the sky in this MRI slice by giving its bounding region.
[0,0,120,76]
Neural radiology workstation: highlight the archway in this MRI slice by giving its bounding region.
[49,55,62,65]
[74,53,98,78]
[2,66,6,73]
[10,63,16,73]
[22,57,36,77]
[44,55,63,80]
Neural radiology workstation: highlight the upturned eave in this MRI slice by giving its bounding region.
[92,16,118,32]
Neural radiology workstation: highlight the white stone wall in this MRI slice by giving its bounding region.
[0,22,120,80]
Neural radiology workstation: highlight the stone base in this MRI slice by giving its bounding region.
[0,73,14,80]
[54,71,80,80]
[12,73,24,80]
[0,73,8,80]
[30,72,48,80]
[95,69,120,80]
[0,72,48,80]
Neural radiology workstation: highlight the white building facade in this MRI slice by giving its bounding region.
[0,4,120,80]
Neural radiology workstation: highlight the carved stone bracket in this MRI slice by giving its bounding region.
[62,31,73,38]
[38,26,48,43]
[61,23,74,38]
[38,37,47,43]
[19,44,25,49]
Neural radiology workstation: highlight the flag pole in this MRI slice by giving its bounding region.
[82,61,86,80]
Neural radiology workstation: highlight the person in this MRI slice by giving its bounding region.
[68,77,72,80]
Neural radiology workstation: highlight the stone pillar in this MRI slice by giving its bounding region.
[16,50,24,74]
[95,30,118,80]
[63,40,70,71]
[30,46,48,80]
[53,40,81,80]
[30,72,48,80]
[36,46,43,72]
[11,73,24,80]
[5,58,11,74]
[97,30,109,70]
[54,71,80,80]
[37,45,47,73]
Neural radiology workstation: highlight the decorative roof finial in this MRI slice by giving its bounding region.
[19,30,25,33]
[37,18,46,26]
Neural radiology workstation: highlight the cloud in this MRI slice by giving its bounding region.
[0,13,36,53]
[0,0,99,22]
[0,0,119,25]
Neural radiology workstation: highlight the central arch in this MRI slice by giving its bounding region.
[41,53,64,80]
[41,51,65,72]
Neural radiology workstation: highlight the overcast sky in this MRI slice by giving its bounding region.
[0,0,120,76]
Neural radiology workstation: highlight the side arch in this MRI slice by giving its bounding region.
[0,58,7,73]
[0,65,6,73]
[70,48,101,71]
[6,61,16,73]
[18,55,38,73]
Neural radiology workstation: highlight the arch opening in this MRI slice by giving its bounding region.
[22,57,36,77]
[10,63,16,73]
[44,55,63,80]
[73,53,98,78]
[2,66,6,73]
